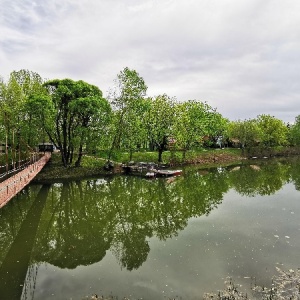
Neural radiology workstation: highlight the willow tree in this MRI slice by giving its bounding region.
[43,79,110,167]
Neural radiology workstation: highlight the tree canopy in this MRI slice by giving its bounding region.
[108,67,148,160]
[0,68,298,167]
[145,94,175,162]
[42,78,110,167]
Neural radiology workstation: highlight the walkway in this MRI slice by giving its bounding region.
[0,153,51,209]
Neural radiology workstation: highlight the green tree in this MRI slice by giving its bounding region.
[43,79,110,167]
[257,114,288,147]
[0,77,6,142]
[289,115,300,146]
[145,94,175,163]
[0,70,45,149]
[206,111,230,147]
[121,97,149,160]
[228,119,260,154]
[69,96,111,166]
[172,100,213,160]
[108,67,147,160]
[23,94,55,148]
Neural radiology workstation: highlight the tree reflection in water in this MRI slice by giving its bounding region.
[0,157,299,297]
[228,160,290,196]
[33,158,300,271]
[0,184,50,299]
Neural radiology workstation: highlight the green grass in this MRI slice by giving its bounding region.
[95,148,243,164]
[36,148,244,182]
[81,155,107,168]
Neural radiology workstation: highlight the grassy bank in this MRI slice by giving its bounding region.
[34,148,243,182]
[33,146,300,182]
[96,148,243,164]
[34,153,114,183]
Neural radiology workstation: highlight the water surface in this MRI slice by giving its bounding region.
[1,157,300,299]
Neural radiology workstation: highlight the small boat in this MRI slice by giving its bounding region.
[145,169,182,178]
[156,169,182,176]
[122,162,158,175]
[145,172,156,178]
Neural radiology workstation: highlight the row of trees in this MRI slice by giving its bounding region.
[1,68,300,167]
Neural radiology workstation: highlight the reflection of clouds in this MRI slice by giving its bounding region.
[2,160,300,299]
[198,187,300,289]
[48,240,57,249]
[53,183,63,188]
[94,178,108,186]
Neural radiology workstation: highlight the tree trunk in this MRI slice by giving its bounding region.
[241,146,245,156]
[158,148,163,163]
[75,144,83,167]
[70,146,74,164]
[129,149,133,161]
[182,149,186,162]
[61,151,67,167]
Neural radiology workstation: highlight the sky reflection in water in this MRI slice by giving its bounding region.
[0,158,300,299]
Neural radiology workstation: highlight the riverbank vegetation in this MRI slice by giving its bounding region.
[1,68,300,173]
[34,148,243,181]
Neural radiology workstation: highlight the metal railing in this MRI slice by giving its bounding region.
[0,153,42,183]
[0,153,51,208]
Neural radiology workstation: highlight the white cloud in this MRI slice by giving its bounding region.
[1,0,300,122]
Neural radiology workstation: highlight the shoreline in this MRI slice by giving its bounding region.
[34,150,244,183]
[33,147,300,183]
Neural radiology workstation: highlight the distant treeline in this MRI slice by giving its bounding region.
[1,68,300,166]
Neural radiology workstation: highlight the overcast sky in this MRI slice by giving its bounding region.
[1,0,299,123]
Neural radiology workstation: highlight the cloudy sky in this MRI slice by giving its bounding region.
[1,0,299,123]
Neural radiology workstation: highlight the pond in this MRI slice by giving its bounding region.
[1,157,300,299]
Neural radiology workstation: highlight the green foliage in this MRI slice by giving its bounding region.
[108,67,148,160]
[228,115,290,155]
[1,68,299,169]
[111,67,147,109]
[172,100,229,158]
[43,78,110,167]
[0,69,46,148]
[289,115,300,146]
[145,94,175,162]
[23,94,55,147]
[228,119,260,150]
[257,114,288,147]
[172,100,211,151]
[207,111,230,146]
